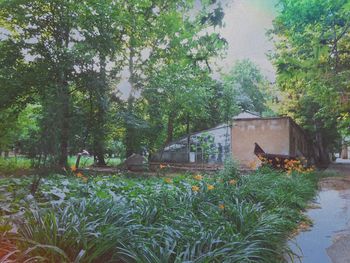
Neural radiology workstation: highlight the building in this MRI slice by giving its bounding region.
[151,112,313,168]
[151,123,232,164]
[232,116,312,168]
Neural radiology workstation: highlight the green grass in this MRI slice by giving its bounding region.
[0,157,32,174]
[68,156,122,167]
[0,163,318,262]
[0,156,122,175]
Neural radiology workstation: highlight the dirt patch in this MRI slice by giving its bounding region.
[319,176,350,191]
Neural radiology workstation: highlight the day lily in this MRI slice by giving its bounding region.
[207,184,214,190]
[229,179,237,185]
[71,165,77,172]
[194,174,203,181]
[192,185,200,192]
[164,178,173,184]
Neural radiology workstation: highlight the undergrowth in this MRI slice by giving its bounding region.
[0,162,318,262]
[0,157,32,175]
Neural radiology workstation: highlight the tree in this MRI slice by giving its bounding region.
[0,0,228,166]
[222,59,268,117]
[0,0,126,166]
[75,0,124,165]
[0,0,84,166]
[144,64,214,145]
[270,0,350,163]
[120,0,227,156]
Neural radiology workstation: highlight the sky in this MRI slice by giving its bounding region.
[214,0,277,81]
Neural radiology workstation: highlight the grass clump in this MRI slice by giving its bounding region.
[0,163,318,262]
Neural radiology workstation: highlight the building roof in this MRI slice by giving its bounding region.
[233,110,261,120]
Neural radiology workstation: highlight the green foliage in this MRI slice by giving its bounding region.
[0,157,32,174]
[0,166,318,262]
[271,0,350,161]
[196,132,217,162]
[0,0,228,165]
[67,156,121,168]
[222,59,270,117]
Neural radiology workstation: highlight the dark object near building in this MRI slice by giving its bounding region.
[254,142,297,169]
[124,154,148,171]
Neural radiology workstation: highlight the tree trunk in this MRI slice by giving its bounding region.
[166,112,175,143]
[58,80,69,167]
[186,114,191,161]
[57,25,70,168]
[125,96,135,158]
[341,143,348,159]
[314,122,330,165]
[125,41,136,158]
[75,153,82,169]
[93,54,107,166]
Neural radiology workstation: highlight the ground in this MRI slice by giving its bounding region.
[291,160,350,263]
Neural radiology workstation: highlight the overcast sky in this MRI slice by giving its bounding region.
[215,0,277,80]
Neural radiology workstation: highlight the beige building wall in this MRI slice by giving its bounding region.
[231,118,290,167]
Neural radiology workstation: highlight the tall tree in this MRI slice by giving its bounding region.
[76,0,124,165]
[0,0,81,166]
[271,0,350,163]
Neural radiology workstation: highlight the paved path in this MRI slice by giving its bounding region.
[290,161,350,263]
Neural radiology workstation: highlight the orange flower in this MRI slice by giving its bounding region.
[164,178,173,184]
[76,172,83,177]
[229,179,237,185]
[192,185,200,192]
[248,161,257,170]
[219,204,225,210]
[70,165,77,172]
[194,174,203,181]
[207,184,214,190]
